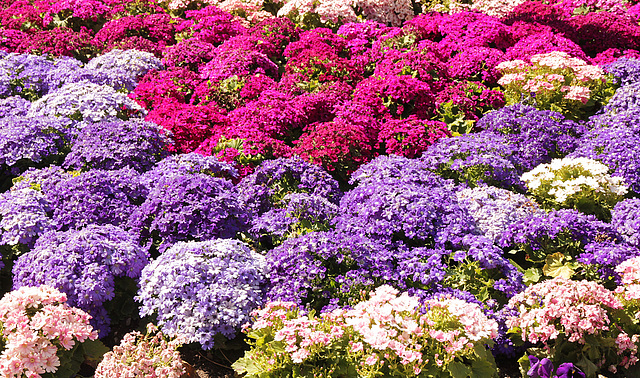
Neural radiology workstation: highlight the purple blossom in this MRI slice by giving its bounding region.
[237,157,341,218]
[0,188,53,249]
[265,230,399,312]
[457,185,544,243]
[63,119,171,172]
[477,103,586,170]
[12,225,149,336]
[136,239,266,349]
[128,173,248,251]
[46,167,145,231]
[421,131,525,190]
[0,116,71,176]
[141,152,238,186]
[611,199,640,247]
[336,175,477,247]
[602,82,640,113]
[604,57,640,86]
[569,125,640,194]
[0,96,31,117]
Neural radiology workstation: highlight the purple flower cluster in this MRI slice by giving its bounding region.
[612,199,640,248]
[136,239,266,349]
[12,224,149,336]
[570,125,640,194]
[604,58,640,86]
[456,185,544,243]
[601,82,640,113]
[27,81,146,123]
[421,131,525,190]
[498,209,619,260]
[0,116,70,176]
[63,119,171,172]
[128,173,248,251]
[335,175,477,248]
[0,188,53,249]
[265,230,398,312]
[250,192,338,246]
[237,157,341,218]
[478,104,586,170]
[46,167,145,231]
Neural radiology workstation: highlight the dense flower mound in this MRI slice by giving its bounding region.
[0,285,98,378]
[422,131,525,190]
[0,115,70,176]
[238,157,341,218]
[63,119,171,172]
[46,167,146,231]
[234,285,499,377]
[456,185,544,243]
[12,225,149,336]
[136,239,266,349]
[477,103,586,171]
[94,323,186,378]
[507,277,639,374]
[28,81,146,123]
[0,187,53,250]
[336,175,477,247]
[521,157,629,219]
[129,172,248,250]
[570,125,640,194]
[612,199,640,248]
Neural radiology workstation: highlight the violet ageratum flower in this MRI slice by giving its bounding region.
[136,239,266,349]
[12,224,149,337]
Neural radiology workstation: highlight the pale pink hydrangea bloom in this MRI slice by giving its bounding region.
[497,72,527,86]
[496,60,528,71]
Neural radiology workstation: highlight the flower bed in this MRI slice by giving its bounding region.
[1,0,640,377]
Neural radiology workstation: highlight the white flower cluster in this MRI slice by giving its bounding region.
[521,157,628,204]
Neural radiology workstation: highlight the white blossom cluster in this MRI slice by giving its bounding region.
[521,157,628,205]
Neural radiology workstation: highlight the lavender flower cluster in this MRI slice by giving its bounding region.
[136,239,266,349]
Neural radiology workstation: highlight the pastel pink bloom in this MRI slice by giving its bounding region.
[561,85,591,103]
[364,354,378,366]
[496,60,528,71]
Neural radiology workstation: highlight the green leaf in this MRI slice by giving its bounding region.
[542,252,577,279]
[470,357,497,378]
[81,339,110,364]
[448,361,472,378]
[232,352,265,376]
[523,268,542,285]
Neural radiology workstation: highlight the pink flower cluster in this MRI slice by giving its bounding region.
[239,286,498,376]
[496,50,609,117]
[615,257,640,319]
[507,277,622,344]
[0,286,98,378]
[94,323,186,378]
